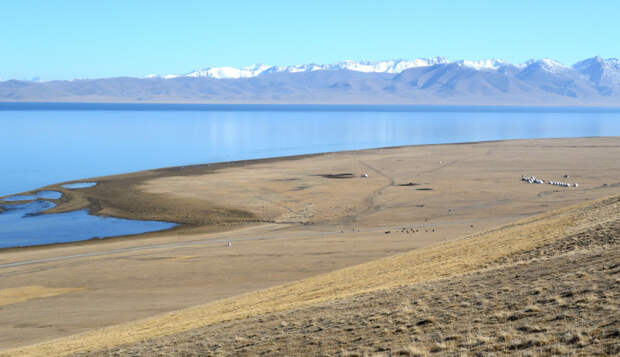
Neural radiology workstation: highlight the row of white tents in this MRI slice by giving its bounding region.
[521,176,578,187]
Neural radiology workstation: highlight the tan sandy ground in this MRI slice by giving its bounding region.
[3,188,619,357]
[0,138,619,353]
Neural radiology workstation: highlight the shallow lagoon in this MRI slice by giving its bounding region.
[0,200,176,248]
[3,190,63,201]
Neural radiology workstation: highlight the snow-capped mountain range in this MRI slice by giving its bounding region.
[1,57,619,105]
[144,57,604,80]
[146,57,453,79]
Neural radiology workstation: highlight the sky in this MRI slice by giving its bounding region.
[1,1,619,80]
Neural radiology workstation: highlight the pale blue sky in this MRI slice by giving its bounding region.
[1,1,618,80]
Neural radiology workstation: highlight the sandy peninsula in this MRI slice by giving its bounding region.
[0,137,619,355]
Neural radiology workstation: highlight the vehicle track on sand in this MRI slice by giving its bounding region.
[350,156,469,224]
[343,160,395,224]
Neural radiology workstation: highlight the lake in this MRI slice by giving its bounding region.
[2,103,620,197]
[1,103,620,248]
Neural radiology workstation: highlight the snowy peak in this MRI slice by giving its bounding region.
[455,59,506,70]
[573,56,620,87]
[186,64,272,79]
[523,58,570,73]
[573,56,620,71]
[332,57,449,73]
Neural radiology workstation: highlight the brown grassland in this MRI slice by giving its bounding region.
[0,138,619,356]
[78,203,620,356]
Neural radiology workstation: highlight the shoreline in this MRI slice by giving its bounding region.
[0,135,570,201]
[1,137,619,253]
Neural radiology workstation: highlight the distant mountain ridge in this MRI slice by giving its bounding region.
[144,57,603,79]
[1,57,619,105]
[147,57,453,79]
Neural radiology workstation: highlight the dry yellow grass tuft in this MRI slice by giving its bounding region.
[2,195,618,357]
[0,286,84,307]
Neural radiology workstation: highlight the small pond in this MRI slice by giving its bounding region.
[61,182,97,189]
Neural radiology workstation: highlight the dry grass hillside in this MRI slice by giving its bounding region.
[81,218,619,356]
[3,195,618,356]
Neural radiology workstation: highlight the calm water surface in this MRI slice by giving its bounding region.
[3,190,62,201]
[0,200,175,248]
[61,182,97,189]
[1,103,619,248]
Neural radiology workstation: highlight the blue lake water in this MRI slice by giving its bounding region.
[61,182,97,189]
[0,200,176,248]
[3,190,63,201]
[1,103,620,248]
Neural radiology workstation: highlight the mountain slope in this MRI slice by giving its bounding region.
[573,56,620,95]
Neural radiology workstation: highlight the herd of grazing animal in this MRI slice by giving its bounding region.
[521,176,578,187]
